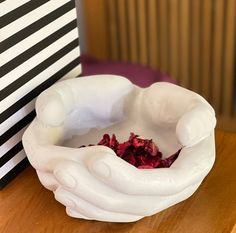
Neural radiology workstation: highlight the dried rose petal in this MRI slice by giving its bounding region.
[136,154,161,168]
[98,134,110,147]
[144,140,159,156]
[81,132,181,169]
[138,165,154,169]
[160,149,181,168]
[110,134,119,151]
[117,141,131,157]
[122,153,136,166]
[98,133,119,150]
[128,132,137,142]
[133,137,146,148]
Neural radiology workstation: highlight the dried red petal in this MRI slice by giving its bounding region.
[81,132,181,169]
[122,153,136,166]
[128,132,137,142]
[160,149,181,168]
[117,141,131,157]
[133,137,146,148]
[111,134,117,145]
[98,133,119,151]
[98,134,110,147]
[156,151,163,158]
[110,134,119,150]
[138,165,154,169]
[144,140,159,156]
[136,154,161,168]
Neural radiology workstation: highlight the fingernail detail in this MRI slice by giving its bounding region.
[63,197,76,208]
[55,172,76,188]
[92,161,111,179]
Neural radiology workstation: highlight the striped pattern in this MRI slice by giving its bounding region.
[0,0,81,189]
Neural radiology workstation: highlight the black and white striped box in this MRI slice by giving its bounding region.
[0,0,81,189]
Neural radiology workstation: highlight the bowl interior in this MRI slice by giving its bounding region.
[62,117,182,158]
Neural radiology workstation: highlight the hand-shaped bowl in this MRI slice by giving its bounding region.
[22,75,216,222]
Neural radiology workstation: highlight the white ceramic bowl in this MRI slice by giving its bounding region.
[22,75,216,222]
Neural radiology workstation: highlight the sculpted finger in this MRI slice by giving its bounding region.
[55,182,201,220]
[36,170,59,191]
[66,208,92,220]
[142,82,198,125]
[176,104,216,147]
[23,119,114,171]
[142,82,215,128]
[35,75,133,127]
[36,90,67,126]
[147,181,202,214]
[55,188,143,222]
[53,160,146,215]
[89,134,215,196]
[53,159,205,216]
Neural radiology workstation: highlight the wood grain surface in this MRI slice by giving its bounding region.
[1,130,236,233]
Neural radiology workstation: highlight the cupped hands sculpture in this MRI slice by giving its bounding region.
[22,75,216,222]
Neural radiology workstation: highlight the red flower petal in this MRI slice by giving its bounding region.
[133,137,146,148]
[122,153,136,166]
[160,149,181,168]
[144,140,159,156]
[81,132,181,169]
[138,165,154,169]
[98,134,111,147]
[136,154,161,168]
[128,132,137,142]
[117,141,132,157]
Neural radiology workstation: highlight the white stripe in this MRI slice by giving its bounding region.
[0,65,81,170]
[0,100,35,134]
[1,0,31,16]
[1,28,79,90]
[0,127,27,158]
[1,8,77,66]
[1,47,80,113]
[0,150,26,179]
[1,0,71,41]
[0,64,81,134]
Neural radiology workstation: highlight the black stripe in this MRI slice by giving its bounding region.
[0,57,80,124]
[0,158,29,190]
[0,0,75,53]
[0,111,36,146]
[0,39,79,101]
[1,20,77,77]
[1,0,50,28]
[0,142,23,167]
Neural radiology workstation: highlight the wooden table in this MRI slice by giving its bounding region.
[1,130,236,233]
